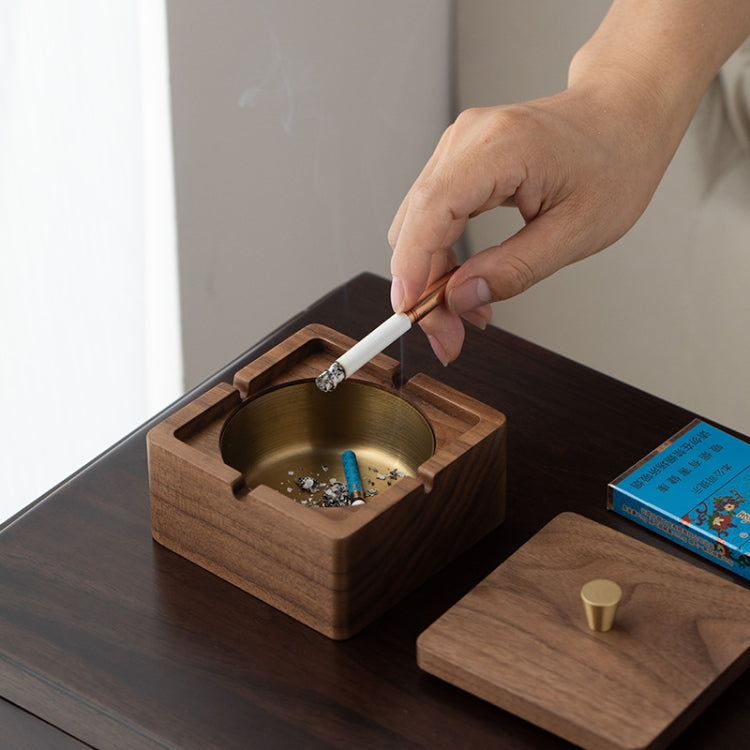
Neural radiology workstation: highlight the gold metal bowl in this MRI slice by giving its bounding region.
[220,380,435,504]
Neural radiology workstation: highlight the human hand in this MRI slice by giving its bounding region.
[388,0,750,366]
[388,85,672,365]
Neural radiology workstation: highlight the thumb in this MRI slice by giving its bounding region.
[446,209,590,315]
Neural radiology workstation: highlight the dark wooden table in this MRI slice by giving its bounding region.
[2,273,748,749]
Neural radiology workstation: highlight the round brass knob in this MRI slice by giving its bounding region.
[580,579,622,632]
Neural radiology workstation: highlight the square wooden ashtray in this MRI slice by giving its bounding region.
[147,324,506,639]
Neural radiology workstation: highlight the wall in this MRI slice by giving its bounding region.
[166,0,453,388]
[456,1,750,434]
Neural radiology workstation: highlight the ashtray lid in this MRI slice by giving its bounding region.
[417,512,750,750]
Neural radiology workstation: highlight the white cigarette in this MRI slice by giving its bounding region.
[315,268,458,392]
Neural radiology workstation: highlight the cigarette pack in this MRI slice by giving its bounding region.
[608,419,750,580]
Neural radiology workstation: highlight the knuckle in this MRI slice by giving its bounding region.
[409,180,438,212]
[502,254,539,297]
[453,106,484,129]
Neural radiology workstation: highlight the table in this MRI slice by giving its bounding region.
[2,273,748,749]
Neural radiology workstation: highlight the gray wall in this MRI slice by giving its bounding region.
[167,0,453,387]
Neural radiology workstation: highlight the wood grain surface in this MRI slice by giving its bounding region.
[147,324,506,639]
[2,273,749,749]
[0,699,91,750]
[417,512,750,750]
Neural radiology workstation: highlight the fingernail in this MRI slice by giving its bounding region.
[448,277,493,316]
[391,276,405,313]
[461,308,490,330]
[427,335,451,367]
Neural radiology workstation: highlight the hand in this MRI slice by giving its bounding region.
[388,85,671,365]
[388,0,750,366]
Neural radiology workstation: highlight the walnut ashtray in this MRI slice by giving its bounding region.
[147,324,506,639]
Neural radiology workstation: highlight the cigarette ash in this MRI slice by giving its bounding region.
[315,362,345,393]
[280,464,406,507]
[370,467,405,485]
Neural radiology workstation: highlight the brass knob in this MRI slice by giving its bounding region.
[580,579,622,632]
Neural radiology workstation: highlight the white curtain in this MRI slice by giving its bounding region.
[0,1,182,521]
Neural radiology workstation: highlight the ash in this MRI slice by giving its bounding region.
[295,476,320,492]
[370,467,405,485]
[282,463,405,507]
[315,362,345,393]
[300,477,377,507]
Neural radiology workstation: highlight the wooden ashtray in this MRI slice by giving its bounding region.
[147,324,506,639]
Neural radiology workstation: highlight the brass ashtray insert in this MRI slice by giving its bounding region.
[220,380,435,505]
[147,324,506,639]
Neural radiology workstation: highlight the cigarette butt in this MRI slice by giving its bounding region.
[342,449,364,503]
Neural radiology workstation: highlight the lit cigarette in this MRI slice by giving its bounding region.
[342,450,365,505]
[315,267,458,392]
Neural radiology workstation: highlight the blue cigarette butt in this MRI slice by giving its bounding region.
[342,450,364,500]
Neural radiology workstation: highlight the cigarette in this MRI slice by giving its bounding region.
[315,267,458,392]
[342,450,365,505]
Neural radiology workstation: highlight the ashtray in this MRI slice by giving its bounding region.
[147,324,506,638]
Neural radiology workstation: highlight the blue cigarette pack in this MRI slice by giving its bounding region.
[608,419,750,580]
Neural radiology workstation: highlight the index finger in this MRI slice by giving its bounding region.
[391,224,463,314]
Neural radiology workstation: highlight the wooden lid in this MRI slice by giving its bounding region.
[417,512,750,750]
